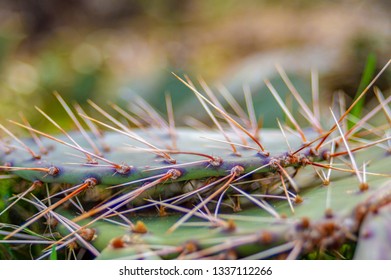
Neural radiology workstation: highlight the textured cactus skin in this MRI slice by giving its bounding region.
[1,72,390,260]
[1,128,322,185]
[87,149,391,259]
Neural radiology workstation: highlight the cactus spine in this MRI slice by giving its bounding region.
[0,60,390,260]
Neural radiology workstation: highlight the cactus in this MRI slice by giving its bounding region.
[0,60,390,260]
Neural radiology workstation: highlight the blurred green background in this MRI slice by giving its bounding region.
[0,0,390,130]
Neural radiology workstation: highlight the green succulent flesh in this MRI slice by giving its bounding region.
[0,69,390,260]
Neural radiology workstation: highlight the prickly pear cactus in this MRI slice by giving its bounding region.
[0,63,390,260]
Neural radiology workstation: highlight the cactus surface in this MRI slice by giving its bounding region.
[0,63,390,260]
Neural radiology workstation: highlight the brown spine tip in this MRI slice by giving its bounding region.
[223,219,236,233]
[298,217,311,230]
[80,228,96,241]
[287,153,299,164]
[158,205,168,217]
[87,158,99,165]
[85,177,98,188]
[309,147,319,157]
[116,164,132,175]
[132,221,148,234]
[183,241,198,254]
[168,169,182,180]
[102,145,111,153]
[257,150,270,157]
[164,157,177,164]
[210,156,223,167]
[67,241,79,250]
[231,165,245,177]
[39,147,49,155]
[368,204,379,214]
[259,231,273,244]
[233,196,242,212]
[110,237,126,249]
[321,150,331,161]
[322,221,336,236]
[225,250,238,260]
[294,195,303,204]
[268,158,279,170]
[232,152,242,157]
[300,157,310,167]
[325,208,334,219]
[263,151,270,157]
[48,166,60,176]
[32,180,44,190]
[359,182,369,192]
[354,204,368,224]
